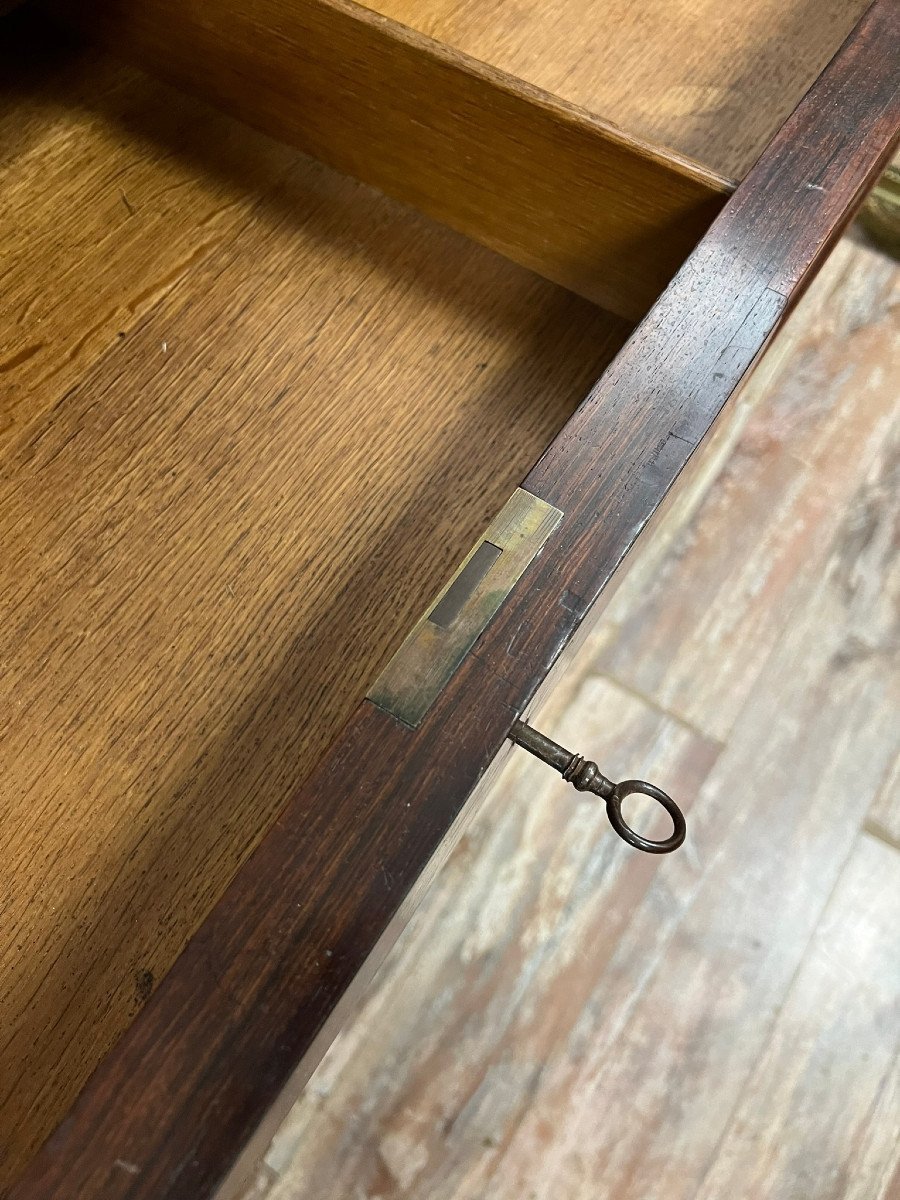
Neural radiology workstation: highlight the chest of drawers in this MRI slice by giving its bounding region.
[3,1,897,1195]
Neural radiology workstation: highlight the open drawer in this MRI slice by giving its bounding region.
[2,1,897,1196]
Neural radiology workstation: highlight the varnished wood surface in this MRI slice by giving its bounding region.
[248,230,900,1200]
[370,0,871,180]
[10,5,897,1197]
[57,0,727,321]
[0,16,630,1189]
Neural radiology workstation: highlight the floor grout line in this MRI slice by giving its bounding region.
[588,668,726,747]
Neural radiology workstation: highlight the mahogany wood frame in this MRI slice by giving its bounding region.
[11,2,899,1197]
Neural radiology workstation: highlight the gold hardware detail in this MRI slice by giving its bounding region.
[368,488,562,727]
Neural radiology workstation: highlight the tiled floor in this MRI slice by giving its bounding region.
[243,228,899,1200]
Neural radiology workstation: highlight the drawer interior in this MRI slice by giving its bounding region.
[0,12,627,1184]
[366,0,871,179]
[45,0,869,321]
[0,0,868,1187]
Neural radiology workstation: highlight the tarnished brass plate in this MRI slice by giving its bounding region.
[368,488,563,727]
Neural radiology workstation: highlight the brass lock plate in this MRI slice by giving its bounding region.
[368,488,563,727]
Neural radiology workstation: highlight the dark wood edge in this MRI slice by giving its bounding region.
[10,2,899,1196]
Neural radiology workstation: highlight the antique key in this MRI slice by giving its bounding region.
[508,719,686,854]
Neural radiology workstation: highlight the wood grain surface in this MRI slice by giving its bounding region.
[247,229,900,1200]
[0,15,630,1188]
[2,15,296,429]
[695,835,900,1200]
[370,0,871,180]
[9,5,897,1198]
[56,0,727,321]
